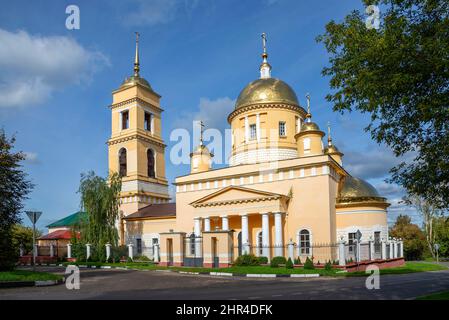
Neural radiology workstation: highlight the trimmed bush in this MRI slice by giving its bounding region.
[257,256,269,264]
[234,254,260,266]
[324,260,332,271]
[294,257,302,265]
[270,256,287,268]
[303,256,315,270]
[286,257,294,269]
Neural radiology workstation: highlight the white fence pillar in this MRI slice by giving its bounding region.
[86,244,91,260]
[67,243,72,259]
[338,240,346,266]
[369,240,375,261]
[128,243,134,260]
[106,243,111,261]
[356,240,361,262]
[381,240,387,260]
[399,240,404,258]
[50,244,54,257]
[153,244,160,262]
[287,240,294,261]
[19,244,24,257]
[389,239,393,259]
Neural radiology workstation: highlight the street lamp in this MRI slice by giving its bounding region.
[25,211,42,272]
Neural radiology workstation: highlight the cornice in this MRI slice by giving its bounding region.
[191,195,283,208]
[227,103,307,124]
[107,133,166,148]
[109,97,164,113]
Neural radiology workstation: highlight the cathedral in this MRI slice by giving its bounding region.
[110,34,392,267]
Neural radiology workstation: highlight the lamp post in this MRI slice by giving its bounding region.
[25,211,42,272]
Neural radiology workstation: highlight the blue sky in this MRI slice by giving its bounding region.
[0,0,419,230]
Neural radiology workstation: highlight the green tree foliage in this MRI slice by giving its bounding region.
[390,214,426,260]
[434,216,449,257]
[11,224,42,254]
[0,130,33,270]
[286,257,294,269]
[303,257,315,270]
[77,171,122,261]
[317,0,449,208]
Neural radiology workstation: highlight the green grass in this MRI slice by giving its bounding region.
[345,262,447,277]
[0,270,62,282]
[416,291,449,300]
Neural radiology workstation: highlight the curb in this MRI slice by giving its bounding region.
[0,279,63,289]
[64,264,321,278]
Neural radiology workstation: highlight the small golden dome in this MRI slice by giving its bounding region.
[339,176,385,202]
[190,144,214,157]
[324,144,341,154]
[301,121,321,132]
[120,75,152,90]
[235,78,299,109]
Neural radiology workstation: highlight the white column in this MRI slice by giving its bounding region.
[392,239,397,258]
[128,243,133,260]
[86,244,91,260]
[106,243,111,261]
[204,217,211,232]
[338,240,346,266]
[194,217,202,236]
[274,212,283,257]
[50,244,54,257]
[241,214,249,254]
[287,240,294,261]
[261,213,270,259]
[381,240,387,260]
[369,239,375,261]
[67,243,72,259]
[153,244,160,262]
[221,215,229,231]
[399,239,404,258]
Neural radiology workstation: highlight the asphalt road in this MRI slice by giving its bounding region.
[1,267,449,300]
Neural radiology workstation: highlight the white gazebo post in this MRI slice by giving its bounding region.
[86,243,91,260]
[105,243,111,261]
[128,243,133,260]
[50,243,54,257]
[274,212,284,257]
[399,239,404,257]
[261,213,270,259]
[338,238,346,266]
[392,238,397,258]
[369,237,375,261]
[287,239,294,261]
[381,239,387,260]
[241,214,249,254]
[67,243,72,259]
[389,238,393,259]
[153,244,160,262]
[221,216,229,231]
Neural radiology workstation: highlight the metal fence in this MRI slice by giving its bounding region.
[183,236,203,267]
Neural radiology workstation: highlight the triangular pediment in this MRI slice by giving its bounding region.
[190,186,286,207]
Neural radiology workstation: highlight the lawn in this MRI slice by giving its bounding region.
[0,270,62,282]
[345,262,447,277]
[416,291,449,300]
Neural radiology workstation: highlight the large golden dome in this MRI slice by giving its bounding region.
[235,78,299,109]
[339,176,385,202]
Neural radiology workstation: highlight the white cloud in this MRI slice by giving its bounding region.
[0,29,109,108]
[23,152,39,164]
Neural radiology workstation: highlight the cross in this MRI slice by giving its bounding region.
[199,120,205,146]
[261,33,267,54]
[327,121,331,136]
[306,93,311,114]
[135,31,140,43]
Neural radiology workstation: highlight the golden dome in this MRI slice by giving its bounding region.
[120,75,152,90]
[324,144,341,154]
[235,78,299,109]
[301,121,321,132]
[339,176,386,202]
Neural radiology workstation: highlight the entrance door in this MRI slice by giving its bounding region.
[212,237,219,268]
[167,239,173,266]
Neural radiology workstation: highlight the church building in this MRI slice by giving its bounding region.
[111,34,391,267]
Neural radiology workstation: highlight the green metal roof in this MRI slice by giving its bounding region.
[46,211,87,228]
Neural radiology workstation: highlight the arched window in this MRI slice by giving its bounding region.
[119,148,127,177]
[299,229,311,255]
[147,149,155,178]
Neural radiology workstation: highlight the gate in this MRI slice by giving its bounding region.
[183,234,203,267]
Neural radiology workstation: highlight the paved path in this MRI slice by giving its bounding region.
[1,267,449,300]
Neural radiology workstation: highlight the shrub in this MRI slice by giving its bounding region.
[127,256,133,263]
[270,256,286,268]
[234,254,260,266]
[324,260,332,271]
[134,255,151,262]
[303,256,314,270]
[294,257,302,265]
[257,256,268,264]
[286,257,294,269]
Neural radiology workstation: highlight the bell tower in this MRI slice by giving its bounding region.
[108,33,170,218]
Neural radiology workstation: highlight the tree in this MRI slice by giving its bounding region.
[0,129,34,270]
[404,194,442,258]
[433,216,449,258]
[77,171,121,261]
[317,0,449,208]
[11,224,42,254]
[390,214,426,260]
